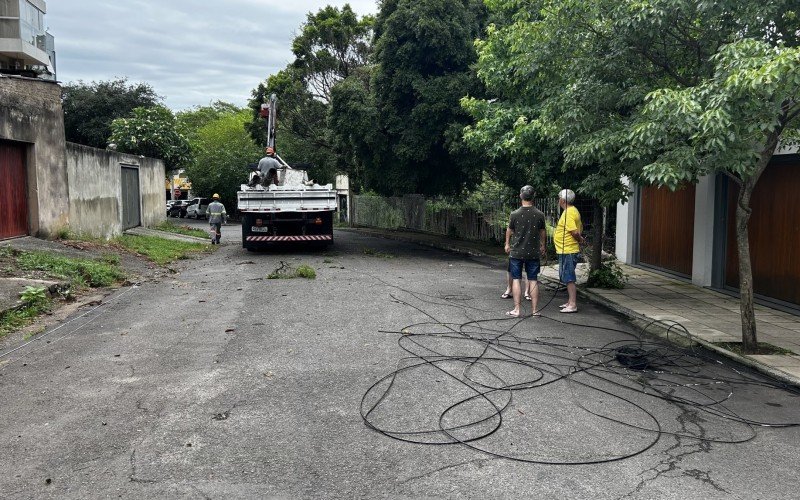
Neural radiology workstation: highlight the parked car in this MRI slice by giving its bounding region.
[167,200,192,218]
[185,197,211,219]
[166,199,179,215]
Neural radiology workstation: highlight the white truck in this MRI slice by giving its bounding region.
[237,95,337,250]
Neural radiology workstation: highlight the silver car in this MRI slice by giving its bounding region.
[185,197,211,219]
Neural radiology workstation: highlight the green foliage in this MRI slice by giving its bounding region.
[100,253,120,265]
[156,220,209,239]
[292,4,373,103]
[625,38,800,188]
[587,260,628,289]
[55,226,72,240]
[16,251,125,288]
[0,296,51,339]
[19,285,47,304]
[247,5,375,185]
[182,108,262,208]
[266,262,317,279]
[115,235,211,266]
[295,265,317,279]
[62,78,161,148]
[328,70,382,191]
[109,106,192,171]
[354,194,404,228]
[369,0,489,196]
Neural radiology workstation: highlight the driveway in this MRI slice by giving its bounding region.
[1,226,798,499]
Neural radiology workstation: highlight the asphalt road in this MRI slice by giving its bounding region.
[1,225,799,499]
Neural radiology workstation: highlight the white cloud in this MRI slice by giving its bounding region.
[47,0,378,109]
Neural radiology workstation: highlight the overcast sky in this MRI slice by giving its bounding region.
[46,0,378,110]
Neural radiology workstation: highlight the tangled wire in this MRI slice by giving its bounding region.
[360,282,800,465]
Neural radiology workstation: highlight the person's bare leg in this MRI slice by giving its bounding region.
[529,280,540,316]
[508,279,522,316]
[567,282,577,308]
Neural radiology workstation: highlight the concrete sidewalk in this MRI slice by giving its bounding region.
[344,226,800,385]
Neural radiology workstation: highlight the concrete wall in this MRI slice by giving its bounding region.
[66,143,165,239]
[0,74,69,237]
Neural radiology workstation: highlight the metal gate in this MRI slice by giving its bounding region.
[0,141,29,239]
[121,165,141,230]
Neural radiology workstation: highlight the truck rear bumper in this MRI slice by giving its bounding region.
[245,235,332,242]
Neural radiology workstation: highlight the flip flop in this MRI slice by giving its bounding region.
[560,307,578,313]
[559,303,569,309]
[505,311,521,317]
[525,294,531,301]
[531,312,541,317]
[501,292,512,299]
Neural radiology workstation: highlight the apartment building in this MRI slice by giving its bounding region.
[0,0,55,79]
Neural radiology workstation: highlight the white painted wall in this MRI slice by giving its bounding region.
[615,177,637,264]
[691,175,716,286]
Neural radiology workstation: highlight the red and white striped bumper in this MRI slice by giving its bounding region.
[246,235,333,242]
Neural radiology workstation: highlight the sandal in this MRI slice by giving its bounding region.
[525,293,531,301]
[560,306,578,313]
[505,310,521,317]
[501,292,512,299]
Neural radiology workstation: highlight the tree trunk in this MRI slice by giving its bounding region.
[590,198,603,272]
[735,182,757,353]
[736,129,782,353]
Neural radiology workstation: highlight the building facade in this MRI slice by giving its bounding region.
[616,149,800,310]
[0,0,55,79]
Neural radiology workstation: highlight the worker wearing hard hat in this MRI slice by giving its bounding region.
[258,147,281,187]
[207,193,227,245]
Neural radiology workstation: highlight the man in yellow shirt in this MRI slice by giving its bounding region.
[554,189,585,313]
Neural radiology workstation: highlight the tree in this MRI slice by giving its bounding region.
[108,106,192,172]
[246,5,374,185]
[62,78,161,148]
[370,0,488,196]
[626,39,800,352]
[177,101,241,137]
[292,4,373,103]
[465,0,799,351]
[184,108,263,208]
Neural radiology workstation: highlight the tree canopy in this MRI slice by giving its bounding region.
[62,78,161,149]
[246,4,375,185]
[183,107,262,208]
[108,106,191,172]
[366,0,488,196]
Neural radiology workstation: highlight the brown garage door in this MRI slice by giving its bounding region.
[0,141,29,240]
[638,184,696,276]
[725,158,800,306]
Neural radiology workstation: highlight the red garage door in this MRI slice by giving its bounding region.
[0,141,29,239]
[638,184,696,276]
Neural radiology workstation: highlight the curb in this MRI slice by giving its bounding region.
[577,286,800,388]
[347,226,800,388]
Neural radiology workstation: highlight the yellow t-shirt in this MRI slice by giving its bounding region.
[554,206,582,254]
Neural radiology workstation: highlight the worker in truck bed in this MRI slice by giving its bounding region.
[207,193,227,244]
[258,147,281,186]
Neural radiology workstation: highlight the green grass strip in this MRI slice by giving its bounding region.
[16,250,125,288]
[156,220,210,239]
[116,234,211,266]
[0,298,51,339]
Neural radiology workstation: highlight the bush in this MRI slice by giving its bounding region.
[587,260,627,289]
